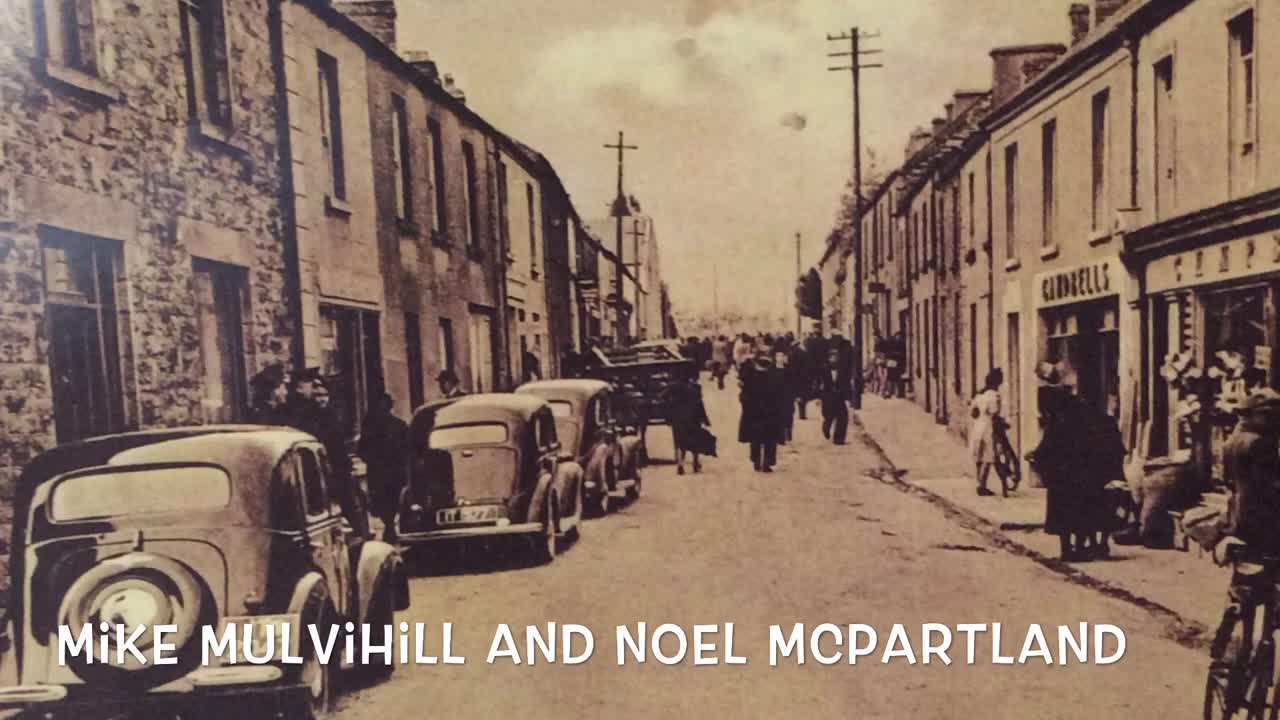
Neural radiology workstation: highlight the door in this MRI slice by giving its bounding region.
[297,446,351,617]
[469,310,495,393]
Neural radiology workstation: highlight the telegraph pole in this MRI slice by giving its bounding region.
[604,132,638,344]
[795,232,802,336]
[828,26,881,410]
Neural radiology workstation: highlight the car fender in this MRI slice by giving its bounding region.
[528,473,555,524]
[554,462,584,514]
[617,436,642,474]
[287,571,332,622]
[356,541,408,619]
[582,443,615,491]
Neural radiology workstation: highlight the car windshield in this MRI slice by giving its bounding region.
[49,466,232,521]
[548,400,574,418]
[430,423,509,448]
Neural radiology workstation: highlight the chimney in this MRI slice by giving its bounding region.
[989,43,1067,108]
[442,74,466,104]
[931,117,947,136]
[1094,0,1130,27]
[333,0,397,50]
[944,101,955,121]
[400,49,439,82]
[952,89,989,118]
[904,127,932,163]
[1069,3,1091,45]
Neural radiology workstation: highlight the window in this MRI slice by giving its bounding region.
[969,302,978,398]
[179,0,231,129]
[1229,11,1257,194]
[886,193,894,260]
[391,94,412,221]
[527,183,539,279]
[405,312,424,410]
[951,184,960,271]
[1004,143,1018,259]
[461,141,481,253]
[43,0,97,73]
[953,292,961,394]
[496,159,510,257]
[1091,90,1110,232]
[967,172,976,246]
[319,305,382,437]
[1154,56,1176,218]
[1041,120,1057,250]
[193,259,247,423]
[438,318,456,373]
[42,229,125,443]
[297,448,330,519]
[50,466,231,521]
[317,51,346,200]
[428,118,447,235]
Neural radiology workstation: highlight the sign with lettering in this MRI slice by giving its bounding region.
[1147,232,1280,293]
[1034,255,1120,309]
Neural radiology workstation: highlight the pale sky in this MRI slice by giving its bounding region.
[397,0,1069,319]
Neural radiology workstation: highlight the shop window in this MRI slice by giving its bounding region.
[42,230,126,443]
[319,305,382,438]
[1150,293,1193,459]
[1204,287,1270,484]
[1043,299,1120,419]
[193,259,248,423]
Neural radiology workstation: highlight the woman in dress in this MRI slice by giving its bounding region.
[969,368,1004,497]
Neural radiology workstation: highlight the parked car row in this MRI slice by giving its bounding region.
[0,380,645,719]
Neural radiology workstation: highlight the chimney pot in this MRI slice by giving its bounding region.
[989,43,1068,108]
[1069,3,1091,45]
[400,49,439,82]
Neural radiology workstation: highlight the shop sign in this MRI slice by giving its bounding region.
[1034,255,1120,309]
[1147,233,1280,293]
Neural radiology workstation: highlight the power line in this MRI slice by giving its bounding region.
[603,131,638,343]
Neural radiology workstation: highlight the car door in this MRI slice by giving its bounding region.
[296,445,351,619]
[536,410,568,518]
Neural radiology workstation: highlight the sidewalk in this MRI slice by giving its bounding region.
[856,394,1228,642]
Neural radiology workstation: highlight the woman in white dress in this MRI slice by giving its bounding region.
[969,368,1005,497]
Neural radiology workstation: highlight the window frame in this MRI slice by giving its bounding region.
[1003,142,1019,261]
[1041,119,1057,253]
[527,182,539,279]
[1228,9,1257,195]
[1091,89,1111,233]
[179,0,233,132]
[317,51,346,201]
[461,140,482,255]
[390,93,413,222]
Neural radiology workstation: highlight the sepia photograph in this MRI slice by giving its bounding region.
[1,0,1279,717]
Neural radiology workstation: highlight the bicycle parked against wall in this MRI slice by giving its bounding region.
[1204,538,1280,720]
[992,415,1021,496]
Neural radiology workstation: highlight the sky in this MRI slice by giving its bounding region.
[397,0,1070,321]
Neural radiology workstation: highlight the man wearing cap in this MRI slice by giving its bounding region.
[249,363,291,425]
[437,369,467,399]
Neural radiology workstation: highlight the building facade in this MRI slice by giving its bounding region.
[0,0,293,497]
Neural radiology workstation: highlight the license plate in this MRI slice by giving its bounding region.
[213,614,301,664]
[436,505,502,525]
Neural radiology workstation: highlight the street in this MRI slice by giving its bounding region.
[335,379,1209,720]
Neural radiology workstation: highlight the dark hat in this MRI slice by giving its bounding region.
[437,368,459,383]
[294,367,323,384]
[250,363,287,389]
[1241,389,1280,414]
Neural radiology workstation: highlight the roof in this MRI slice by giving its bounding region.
[433,393,548,426]
[515,379,611,405]
[982,0,1193,133]
[896,92,993,213]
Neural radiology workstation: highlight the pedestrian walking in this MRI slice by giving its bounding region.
[788,336,813,421]
[732,333,753,372]
[710,335,732,390]
[739,350,784,472]
[969,368,1004,497]
[358,393,410,543]
[818,348,850,445]
[829,330,854,401]
[885,331,906,398]
[664,371,711,475]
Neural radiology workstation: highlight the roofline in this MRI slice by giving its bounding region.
[982,0,1194,133]
[989,42,1068,56]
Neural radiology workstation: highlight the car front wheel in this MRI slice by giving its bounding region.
[293,606,333,719]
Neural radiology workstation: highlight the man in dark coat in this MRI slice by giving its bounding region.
[249,363,292,425]
[358,393,410,542]
[818,348,850,445]
[738,351,784,472]
[286,369,370,539]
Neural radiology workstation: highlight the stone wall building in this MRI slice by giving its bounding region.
[0,0,293,503]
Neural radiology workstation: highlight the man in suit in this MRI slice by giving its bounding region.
[819,348,850,445]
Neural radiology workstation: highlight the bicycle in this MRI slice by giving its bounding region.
[991,415,1021,496]
[1204,538,1280,720]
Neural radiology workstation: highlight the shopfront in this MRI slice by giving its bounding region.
[1144,233,1280,485]
[1035,256,1123,419]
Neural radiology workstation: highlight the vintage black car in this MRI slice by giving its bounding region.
[0,426,409,719]
[515,379,643,516]
[396,395,585,563]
